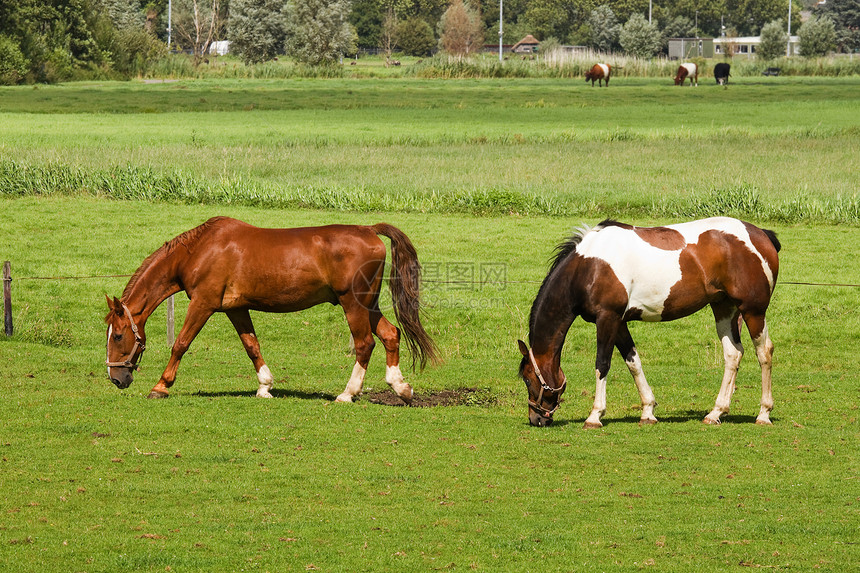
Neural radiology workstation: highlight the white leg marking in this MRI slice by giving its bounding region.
[336,362,366,403]
[625,349,657,423]
[386,364,413,403]
[256,364,274,398]
[752,322,774,425]
[584,369,607,428]
[705,316,743,424]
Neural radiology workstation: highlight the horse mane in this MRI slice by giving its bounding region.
[519,219,620,378]
[121,217,230,301]
[525,222,597,340]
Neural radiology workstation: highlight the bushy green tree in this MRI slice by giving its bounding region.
[0,0,102,82]
[659,15,695,54]
[798,15,837,56]
[757,19,787,60]
[96,0,145,30]
[815,0,860,52]
[588,5,620,52]
[396,16,435,56]
[522,0,577,42]
[619,13,660,57]
[0,34,30,84]
[349,0,383,49]
[229,0,287,64]
[284,0,356,65]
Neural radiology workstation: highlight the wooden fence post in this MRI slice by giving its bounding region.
[3,261,12,337]
[166,294,175,347]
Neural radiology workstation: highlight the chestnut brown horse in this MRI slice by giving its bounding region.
[106,217,437,403]
[585,63,611,87]
[518,217,780,428]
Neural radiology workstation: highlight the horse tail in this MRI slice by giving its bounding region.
[762,228,781,253]
[372,223,439,371]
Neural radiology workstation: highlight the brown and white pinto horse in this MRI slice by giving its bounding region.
[674,62,698,86]
[518,217,780,428]
[585,63,611,87]
[105,217,437,403]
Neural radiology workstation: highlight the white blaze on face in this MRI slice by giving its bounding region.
[597,64,609,77]
[106,325,113,377]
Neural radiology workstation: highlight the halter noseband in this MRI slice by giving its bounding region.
[106,303,145,371]
[527,348,567,419]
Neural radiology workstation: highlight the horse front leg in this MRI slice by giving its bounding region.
[585,313,621,429]
[704,305,744,424]
[615,323,657,425]
[226,309,274,398]
[371,311,412,405]
[744,314,774,425]
[148,303,214,399]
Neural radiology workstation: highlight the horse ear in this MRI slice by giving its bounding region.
[106,294,116,312]
[517,339,529,358]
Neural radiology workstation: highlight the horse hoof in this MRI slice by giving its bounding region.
[755,418,773,426]
[639,418,658,426]
[398,387,413,406]
[147,390,169,399]
[256,390,274,398]
[583,421,603,429]
[702,417,721,425]
[334,393,354,403]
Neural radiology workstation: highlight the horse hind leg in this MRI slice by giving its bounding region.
[226,309,274,398]
[372,311,412,405]
[744,314,774,425]
[335,299,375,404]
[704,304,743,425]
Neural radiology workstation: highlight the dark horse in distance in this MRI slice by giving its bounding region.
[106,217,437,403]
[518,217,780,427]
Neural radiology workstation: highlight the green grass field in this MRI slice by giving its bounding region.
[0,78,858,572]
[1,77,858,221]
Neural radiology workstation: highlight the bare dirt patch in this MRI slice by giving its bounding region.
[364,387,492,407]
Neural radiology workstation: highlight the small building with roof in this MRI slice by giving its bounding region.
[512,35,540,54]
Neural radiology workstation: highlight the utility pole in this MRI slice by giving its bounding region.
[787,0,793,57]
[499,0,504,62]
[167,0,172,51]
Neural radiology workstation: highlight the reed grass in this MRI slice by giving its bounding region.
[137,51,860,81]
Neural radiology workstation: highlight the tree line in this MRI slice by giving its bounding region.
[0,0,857,84]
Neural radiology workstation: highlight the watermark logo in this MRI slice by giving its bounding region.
[350,261,508,311]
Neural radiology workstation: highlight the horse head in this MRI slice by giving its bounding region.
[518,340,566,427]
[105,295,146,389]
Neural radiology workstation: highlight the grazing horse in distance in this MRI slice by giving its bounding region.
[105,217,438,404]
[674,62,698,86]
[518,217,780,428]
[714,62,731,85]
[585,63,612,87]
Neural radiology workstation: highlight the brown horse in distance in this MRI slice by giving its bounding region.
[105,217,437,403]
[585,63,612,87]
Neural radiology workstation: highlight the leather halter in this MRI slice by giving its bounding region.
[106,303,145,371]
[527,348,567,419]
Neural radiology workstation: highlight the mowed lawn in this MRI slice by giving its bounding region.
[0,78,858,572]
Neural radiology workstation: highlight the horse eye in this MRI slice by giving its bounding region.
[113,333,123,342]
